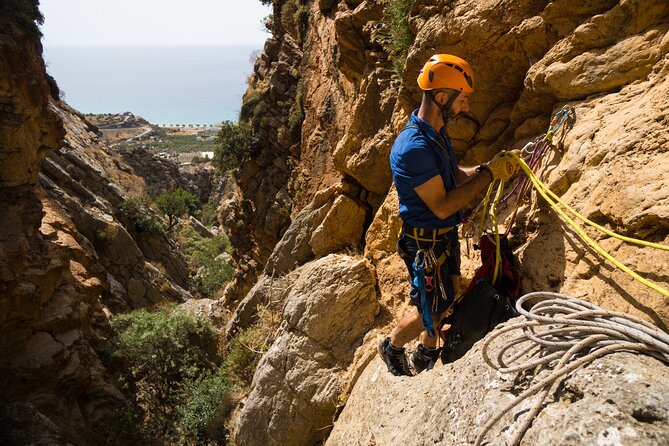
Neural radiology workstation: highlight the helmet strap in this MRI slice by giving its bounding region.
[429,90,460,125]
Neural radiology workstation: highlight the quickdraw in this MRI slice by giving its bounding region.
[412,242,450,338]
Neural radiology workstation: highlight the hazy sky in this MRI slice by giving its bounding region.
[40,0,272,46]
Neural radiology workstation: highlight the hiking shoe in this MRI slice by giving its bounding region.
[377,337,412,377]
[411,343,440,374]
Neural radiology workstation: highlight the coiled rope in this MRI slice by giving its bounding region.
[475,292,669,446]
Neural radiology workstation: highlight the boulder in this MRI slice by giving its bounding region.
[234,255,380,446]
[179,297,230,330]
[309,194,367,257]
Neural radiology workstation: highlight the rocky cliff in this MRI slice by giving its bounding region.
[0,5,195,443]
[2,0,668,445]
[225,0,669,445]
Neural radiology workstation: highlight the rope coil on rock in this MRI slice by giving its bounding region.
[475,292,669,446]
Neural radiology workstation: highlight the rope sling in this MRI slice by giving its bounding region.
[477,105,669,299]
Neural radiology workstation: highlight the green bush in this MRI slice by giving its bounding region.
[120,196,166,235]
[294,1,310,43]
[175,225,233,298]
[288,83,304,138]
[197,257,234,298]
[198,199,219,227]
[373,0,416,77]
[46,73,61,100]
[155,188,199,229]
[176,369,235,446]
[107,307,220,437]
[213,121,258,172]
[104,404,151,446]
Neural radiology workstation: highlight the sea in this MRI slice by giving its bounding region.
[43,45,261,125]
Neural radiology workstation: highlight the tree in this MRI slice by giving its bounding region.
[155,188,199,229]
[213,121,257,172]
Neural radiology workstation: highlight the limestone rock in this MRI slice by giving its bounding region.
[334,10,368,81]
[333,70,396,194]
[225,271,299,337]
[117,145,218,202]
[179,297,230,330]
[364,185,401,262]
[326,329,669,446]
[0,27,63,188]
[264,191,334,275]
[309,194,367,257]
[234,254,380,446]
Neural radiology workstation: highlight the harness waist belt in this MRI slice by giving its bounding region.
[401,222,454,241]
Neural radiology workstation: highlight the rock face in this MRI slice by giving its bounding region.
[4,0,669,445]
[222,0,395,305]
[0,5,196,444]
[42,102,191,305]
[227,0,669,445]
[117,145,221,202]
[234,255,380,446]
[326,330,669,446]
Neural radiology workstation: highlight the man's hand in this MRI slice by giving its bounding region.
[486,150,520,181]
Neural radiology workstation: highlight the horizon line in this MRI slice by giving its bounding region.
[44,43,266,48]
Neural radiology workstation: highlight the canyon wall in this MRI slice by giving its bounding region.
[227,0,669,444]
[0,6,194,443]
[2,0,668,444]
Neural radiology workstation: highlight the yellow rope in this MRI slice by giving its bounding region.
[489,180,505,284]
[510,153,669,299]
[477,182,495,242]
[513,154,669,252]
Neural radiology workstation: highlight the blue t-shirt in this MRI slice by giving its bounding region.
[390,110,461,229]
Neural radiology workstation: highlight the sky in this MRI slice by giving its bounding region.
[39,0,272,47]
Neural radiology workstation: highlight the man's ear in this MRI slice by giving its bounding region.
[434,90,446,105]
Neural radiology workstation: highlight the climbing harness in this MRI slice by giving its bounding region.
[475,292,669,446]
[407,226,453,338]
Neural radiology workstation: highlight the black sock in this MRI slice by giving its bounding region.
[386,338,403,354]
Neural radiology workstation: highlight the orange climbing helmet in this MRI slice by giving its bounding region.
[417,54,475,93]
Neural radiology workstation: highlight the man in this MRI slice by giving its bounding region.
[378,54,519,376]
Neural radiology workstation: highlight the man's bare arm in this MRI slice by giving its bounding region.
[414,169,493,220]
[454,165,479,185]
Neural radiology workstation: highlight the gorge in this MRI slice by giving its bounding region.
[1,1,669,445]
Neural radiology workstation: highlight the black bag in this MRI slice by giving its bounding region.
[439,234,522,364]
[441,279,517,363]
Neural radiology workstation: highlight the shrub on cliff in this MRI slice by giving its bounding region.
[213,121,258,172]
[280,0,309,43]
[175,225,233,297]
[120,196,166,235]
[176,368,235,446]
[373,0,416,76]
[0,0,43,37]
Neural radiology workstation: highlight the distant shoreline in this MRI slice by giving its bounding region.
[44,45,257,125]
